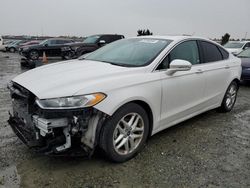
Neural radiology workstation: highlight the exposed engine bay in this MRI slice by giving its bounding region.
[7,82,108,156]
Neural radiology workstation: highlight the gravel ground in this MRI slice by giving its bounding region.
[0,52,249,188]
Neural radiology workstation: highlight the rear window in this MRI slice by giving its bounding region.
[218,46,229,59]
[201,41,223,63]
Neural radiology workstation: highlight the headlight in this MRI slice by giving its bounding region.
[72,46,79,51]
[35,93,106,110]
[22,47,29,51]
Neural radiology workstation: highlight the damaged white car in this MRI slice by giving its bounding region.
[8,36,241,162]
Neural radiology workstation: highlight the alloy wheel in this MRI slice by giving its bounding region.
[30,51,39,60]
[113,113,144,155]
[225,84,237,109]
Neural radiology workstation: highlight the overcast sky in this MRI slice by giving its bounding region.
[0,0,249,39]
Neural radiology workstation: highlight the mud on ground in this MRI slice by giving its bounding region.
[0,52,249,188]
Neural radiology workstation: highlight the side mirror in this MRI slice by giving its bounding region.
[98,40,106,46]
[166,59,192,75]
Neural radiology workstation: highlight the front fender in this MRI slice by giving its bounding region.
[94,81,162,133]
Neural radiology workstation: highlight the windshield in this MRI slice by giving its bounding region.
[83,35,100,44]
[224,42,245,49]
[238,49,250,58]
[40,39,49,45]
[84,38,172,67]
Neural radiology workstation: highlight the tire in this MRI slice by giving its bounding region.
[9,47,16,53]
[62,51,74,60]
[219,81,238,112]
[100,103,149,163]
[29,50,39,60]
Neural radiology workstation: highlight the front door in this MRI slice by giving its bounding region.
[157,40,206,132]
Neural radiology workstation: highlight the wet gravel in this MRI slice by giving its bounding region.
[0,52,249,188]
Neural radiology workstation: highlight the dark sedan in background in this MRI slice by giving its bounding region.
[237,48,250,81]
[20,38,75,60]
[61,34,124,59]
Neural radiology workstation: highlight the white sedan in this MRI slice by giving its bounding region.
[224,41,250,55]
[8,36,241,162]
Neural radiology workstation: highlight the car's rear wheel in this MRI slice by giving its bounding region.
[219,81,238,112]
[100,103,149,162]
[9,47,15,53]
[29,50,39,60]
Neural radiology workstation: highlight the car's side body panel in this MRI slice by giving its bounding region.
[158,64,206,133]
[94,38,241,136]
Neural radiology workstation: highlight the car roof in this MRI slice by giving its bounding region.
[88,34,124,37]
[132,35,214,42]
[49,38,73,41]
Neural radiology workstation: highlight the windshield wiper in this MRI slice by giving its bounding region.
[79,58,139,67]
[107,62,138,67]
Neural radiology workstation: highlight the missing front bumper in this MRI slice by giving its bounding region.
[7,109,107,157]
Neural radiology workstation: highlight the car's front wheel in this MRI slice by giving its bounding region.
[29,50,39,60]
[100,103,149,162]
[9,47,16,53]
[220,81,238,112]
[62,51,74,60]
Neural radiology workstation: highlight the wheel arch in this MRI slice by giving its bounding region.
[100,99,154,138]
[232,78,240,89]
[129,100,154,138]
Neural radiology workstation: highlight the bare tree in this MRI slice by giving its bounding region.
[137,29,153,36]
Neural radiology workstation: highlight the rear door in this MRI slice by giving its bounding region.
[198,40,231,108]
[47,40,67,56]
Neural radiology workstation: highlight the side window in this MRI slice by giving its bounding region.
[110,36,122,43]
[201,41,223,63]
[245,43,250,48]
[56,40,65,44]
[50,40,58,45]
[156,40,199,70]
[100,36,111,43]
[169,40,200,65]
[218,46,229,60]
[62,40,71,44]
[156,56,169,70]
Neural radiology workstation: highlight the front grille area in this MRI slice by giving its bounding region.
[9,82,37,133]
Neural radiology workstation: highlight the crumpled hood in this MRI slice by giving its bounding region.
[12,60,143,99]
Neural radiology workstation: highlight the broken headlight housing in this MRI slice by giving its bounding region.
[36,93,106,110]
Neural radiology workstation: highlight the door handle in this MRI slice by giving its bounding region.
[196,69,203,74]
[225,65,230,69]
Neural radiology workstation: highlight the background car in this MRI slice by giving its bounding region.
[1,40,15,52]
[237,48,250,81]
[61,34,124,59]
[0,36,5,51]
[6,40,28,52]
[18,40,41,53]
[20,38,75,60]
[224,41,250,55]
